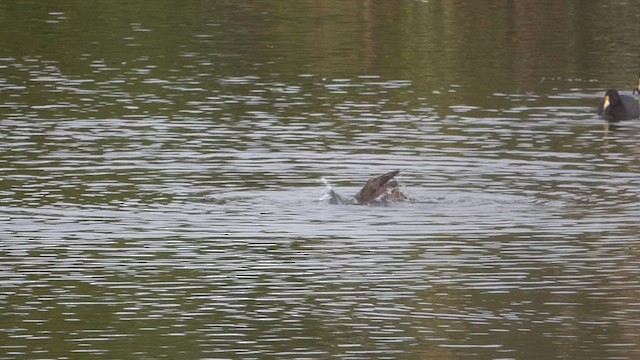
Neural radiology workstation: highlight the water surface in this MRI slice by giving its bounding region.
[1,1,640,359]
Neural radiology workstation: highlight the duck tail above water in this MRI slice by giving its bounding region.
[354,170,401,205]
[320,170,406,205]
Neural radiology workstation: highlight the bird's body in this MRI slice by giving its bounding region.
[597,89,640,122]
[355,170,401,204]
[328,170,407,205]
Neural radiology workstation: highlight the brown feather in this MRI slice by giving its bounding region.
[354,170,400,204]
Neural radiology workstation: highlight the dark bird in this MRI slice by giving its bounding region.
[597,89,640,121]
[355,170,402,205]
[328,170,407,205]
[633,74,640,95]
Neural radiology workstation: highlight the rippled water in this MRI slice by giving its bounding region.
[2,1,640,359]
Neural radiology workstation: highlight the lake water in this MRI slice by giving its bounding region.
[1,1,639,359]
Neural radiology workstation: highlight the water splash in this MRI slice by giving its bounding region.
[318,177,353,205]
[316,177,333,202]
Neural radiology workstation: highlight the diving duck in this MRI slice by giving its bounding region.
[328,170,408,205]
